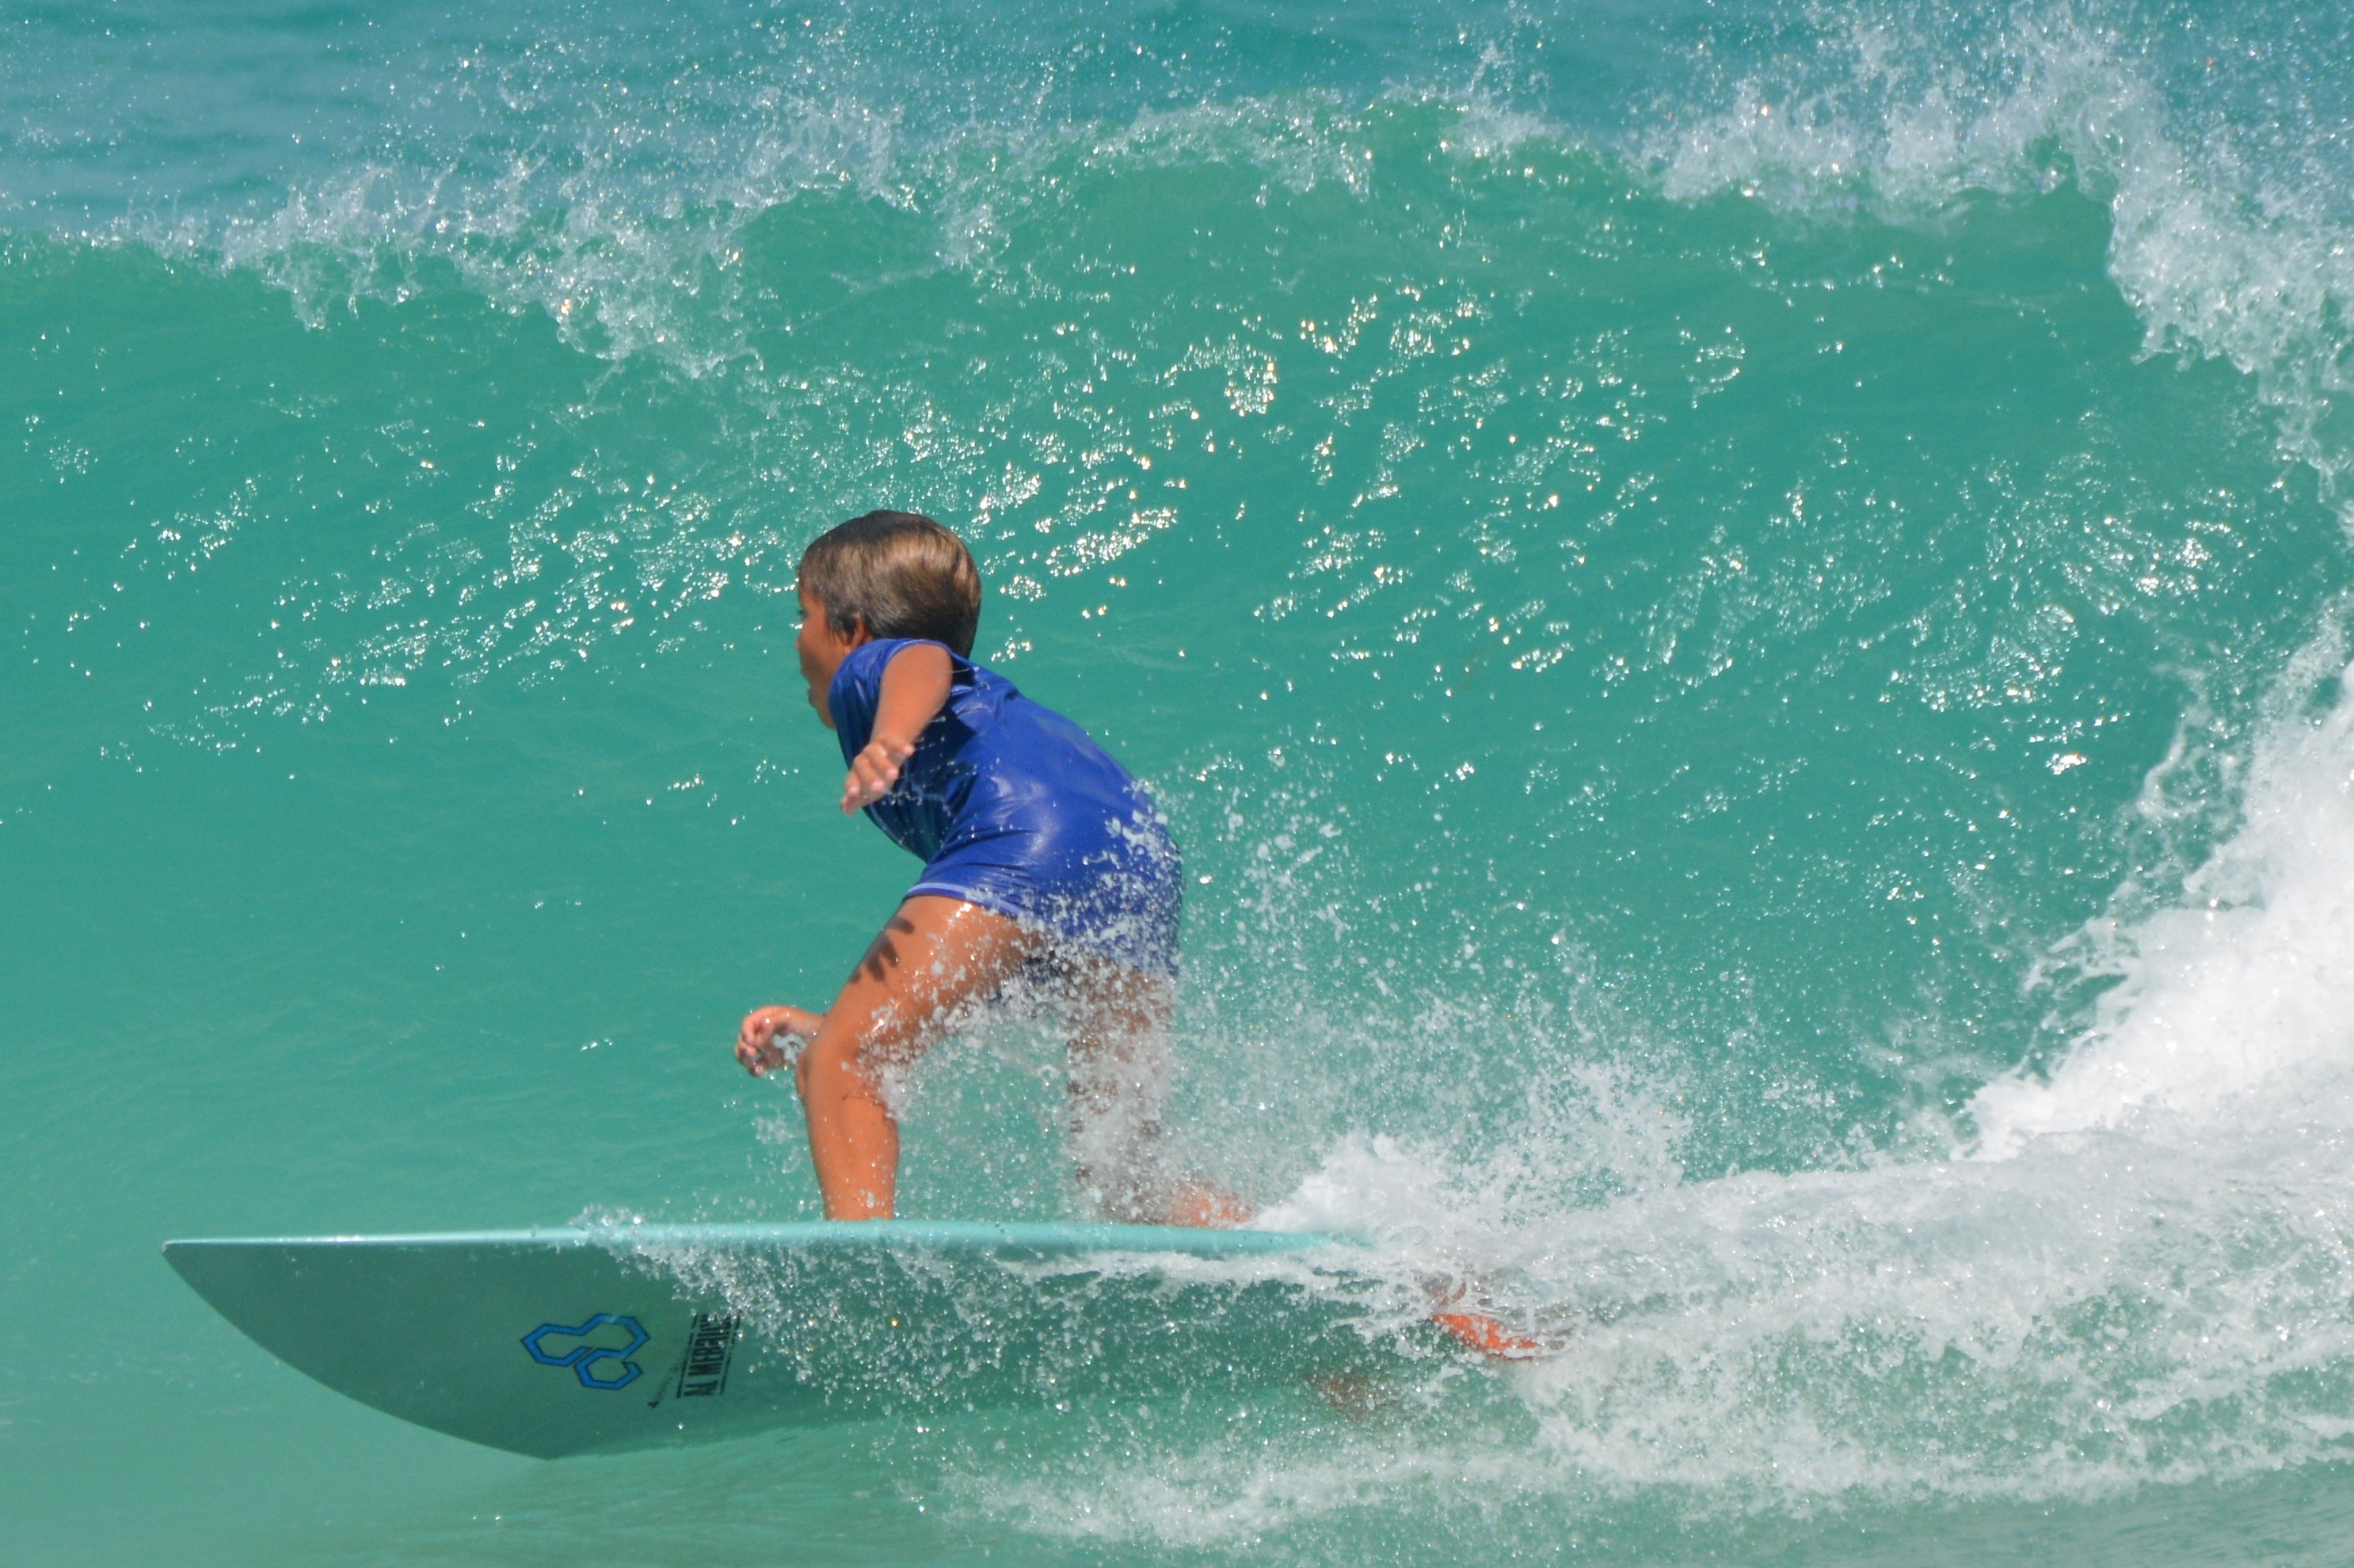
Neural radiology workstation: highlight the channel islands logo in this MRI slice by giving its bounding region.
[521,1314,649,1390]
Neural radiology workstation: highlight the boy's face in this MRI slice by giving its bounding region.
[794,584,864,729]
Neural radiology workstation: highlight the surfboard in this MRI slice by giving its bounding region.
[162,1221,1372,1458]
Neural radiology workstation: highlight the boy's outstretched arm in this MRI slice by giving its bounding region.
[840,641,952,813]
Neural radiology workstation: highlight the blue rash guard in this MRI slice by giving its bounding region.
[828,637,1182,974]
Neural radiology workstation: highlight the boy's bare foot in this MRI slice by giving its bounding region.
[1430,1308,1548,1360]
[1164,1179,1252,1229]
[1424,1273,1553,1360]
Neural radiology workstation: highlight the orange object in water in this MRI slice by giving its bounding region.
[1430,1309,1547,1360]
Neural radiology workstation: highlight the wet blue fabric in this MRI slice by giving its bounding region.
[828,637,1181,972]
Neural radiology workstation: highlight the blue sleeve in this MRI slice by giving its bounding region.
[827,637,907,762]
[829,638,971,763]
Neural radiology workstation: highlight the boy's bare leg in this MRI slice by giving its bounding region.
[791,896,1038,1220]
[1063,957,1251,1227]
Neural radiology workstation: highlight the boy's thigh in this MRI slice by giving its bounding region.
[828,896,1042,1061]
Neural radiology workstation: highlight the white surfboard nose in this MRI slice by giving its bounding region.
[163,1222,1354,1458]
[164,1232,721,1458]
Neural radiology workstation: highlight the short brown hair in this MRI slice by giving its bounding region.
[797,510,983,656]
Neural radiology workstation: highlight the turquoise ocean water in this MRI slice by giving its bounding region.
[10,1,2354,1560]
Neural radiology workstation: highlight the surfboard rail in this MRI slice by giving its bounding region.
[166,1217,1339,1257]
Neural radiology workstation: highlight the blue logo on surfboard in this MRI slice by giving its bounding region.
[521,1314,648,1389]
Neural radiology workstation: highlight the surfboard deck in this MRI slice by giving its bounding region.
[163,1221,1372,1458]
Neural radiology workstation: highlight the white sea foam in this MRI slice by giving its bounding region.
[1004,1114,2354,1537]
[1971,642,2354,1155]
[21,1,2354,500]
[185,89,917,371]
[1642,6,2354,504]
[1016,1075,2354,1535]
[995,641,2354,1539]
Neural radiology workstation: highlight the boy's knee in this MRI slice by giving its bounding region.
[795,1033,886,1099]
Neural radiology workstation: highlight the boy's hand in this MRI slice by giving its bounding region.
[737,1005,823,1076]
[841,737,916,814]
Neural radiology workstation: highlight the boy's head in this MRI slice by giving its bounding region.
[796,510,981,657]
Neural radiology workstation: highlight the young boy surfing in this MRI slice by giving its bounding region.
[730,509,1544,1353]
[734,511,1240,1227]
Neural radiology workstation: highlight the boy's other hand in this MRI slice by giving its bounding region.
[737,1005,824,1076]
[841,737,916,813]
